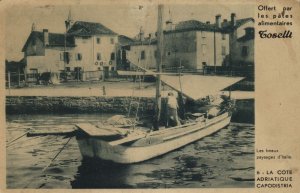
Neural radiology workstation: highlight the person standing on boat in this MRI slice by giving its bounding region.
[166,91,181,127]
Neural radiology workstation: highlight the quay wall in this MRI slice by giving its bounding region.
[6,96,254,123]
[6,96,157,115]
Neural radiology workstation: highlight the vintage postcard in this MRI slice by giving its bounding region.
[0,0,299,192]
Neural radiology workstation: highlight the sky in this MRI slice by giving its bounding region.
[5,3,254,61]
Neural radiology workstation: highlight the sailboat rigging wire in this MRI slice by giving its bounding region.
[7,136,40,149]
[23,136,73,188]
[6,131,29,147]
[42,136,73,172]
[128,27,147,120]
[178,60,186,118]
[127,63,140,118]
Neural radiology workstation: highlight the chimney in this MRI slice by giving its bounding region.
[139,27,144,41]
[31,23,36,31]
[221,19,228,28]
[43,29,49,46]
[166,20,173,31]
[215,14,221,28]
[231,13,236,27]
[206,21,210,25]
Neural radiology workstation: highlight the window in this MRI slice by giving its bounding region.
[241,46,248,57]
[29,68,38,74]
[222,46,226,56]
[76,53,82,61]
[201,31,206,38]
[60,53,64,61]
[111,67,115,71]
[141,50,146,60]
[110,52,115,60]
[65,67,71,72]
[63,52,70,64]
[96,37,101,44]
[167,51,171,56]
[201,44,207,55]
[222,33,226,40]
[110,38,114,44]
[97,53,101,60]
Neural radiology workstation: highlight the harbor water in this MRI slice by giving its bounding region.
[6,113,254,189]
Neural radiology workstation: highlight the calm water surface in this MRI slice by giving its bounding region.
[6,114,254,188]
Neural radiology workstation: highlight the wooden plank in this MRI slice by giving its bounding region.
[76,123,120,137]
[27,128,76,137]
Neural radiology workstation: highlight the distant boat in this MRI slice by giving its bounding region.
[74,5,243,164]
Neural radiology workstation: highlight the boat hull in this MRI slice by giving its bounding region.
[76,113,231,164]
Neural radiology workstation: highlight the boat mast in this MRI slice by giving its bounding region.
[154,4,164,130]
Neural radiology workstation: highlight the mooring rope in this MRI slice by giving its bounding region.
[23,136,73,188]
[6,131,29,148]
[42,137,73,172]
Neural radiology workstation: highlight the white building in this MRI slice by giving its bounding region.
[125,38,157,70]
[22,29,75,75]
[124,13,254,73]
[22,21,119,81]
[66,21,118,77]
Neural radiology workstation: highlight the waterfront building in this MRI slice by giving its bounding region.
[66,21,118,76]
[21,28,75,79]
[22,18,120,81]
[125,13,254,73]
[163,15,230,72]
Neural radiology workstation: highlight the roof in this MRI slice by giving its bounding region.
[166,17,254,34]
[22,31,75,52]
[67,21,117,36]
[118,35,134,46]
[222,18,254,32]
[174,20,220,32]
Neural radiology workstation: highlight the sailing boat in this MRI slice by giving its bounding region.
[75,5,243,164]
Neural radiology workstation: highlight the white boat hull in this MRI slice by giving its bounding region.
[76,113,231,164]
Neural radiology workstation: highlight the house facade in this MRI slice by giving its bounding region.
[164,18,230,71]
[227,14,255,67]
[22,21,119,81]
[66,21,118,75]
[22,29,75,76]
[125,36,157,70]
[124,13,254,73]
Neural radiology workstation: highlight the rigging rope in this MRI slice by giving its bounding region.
[23,136,73,188]
[6,131,29,148]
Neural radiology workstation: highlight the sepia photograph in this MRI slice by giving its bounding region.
[5,3,255,189]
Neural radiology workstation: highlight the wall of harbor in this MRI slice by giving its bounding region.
[6,96,156,115]
[6,96,254,123]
